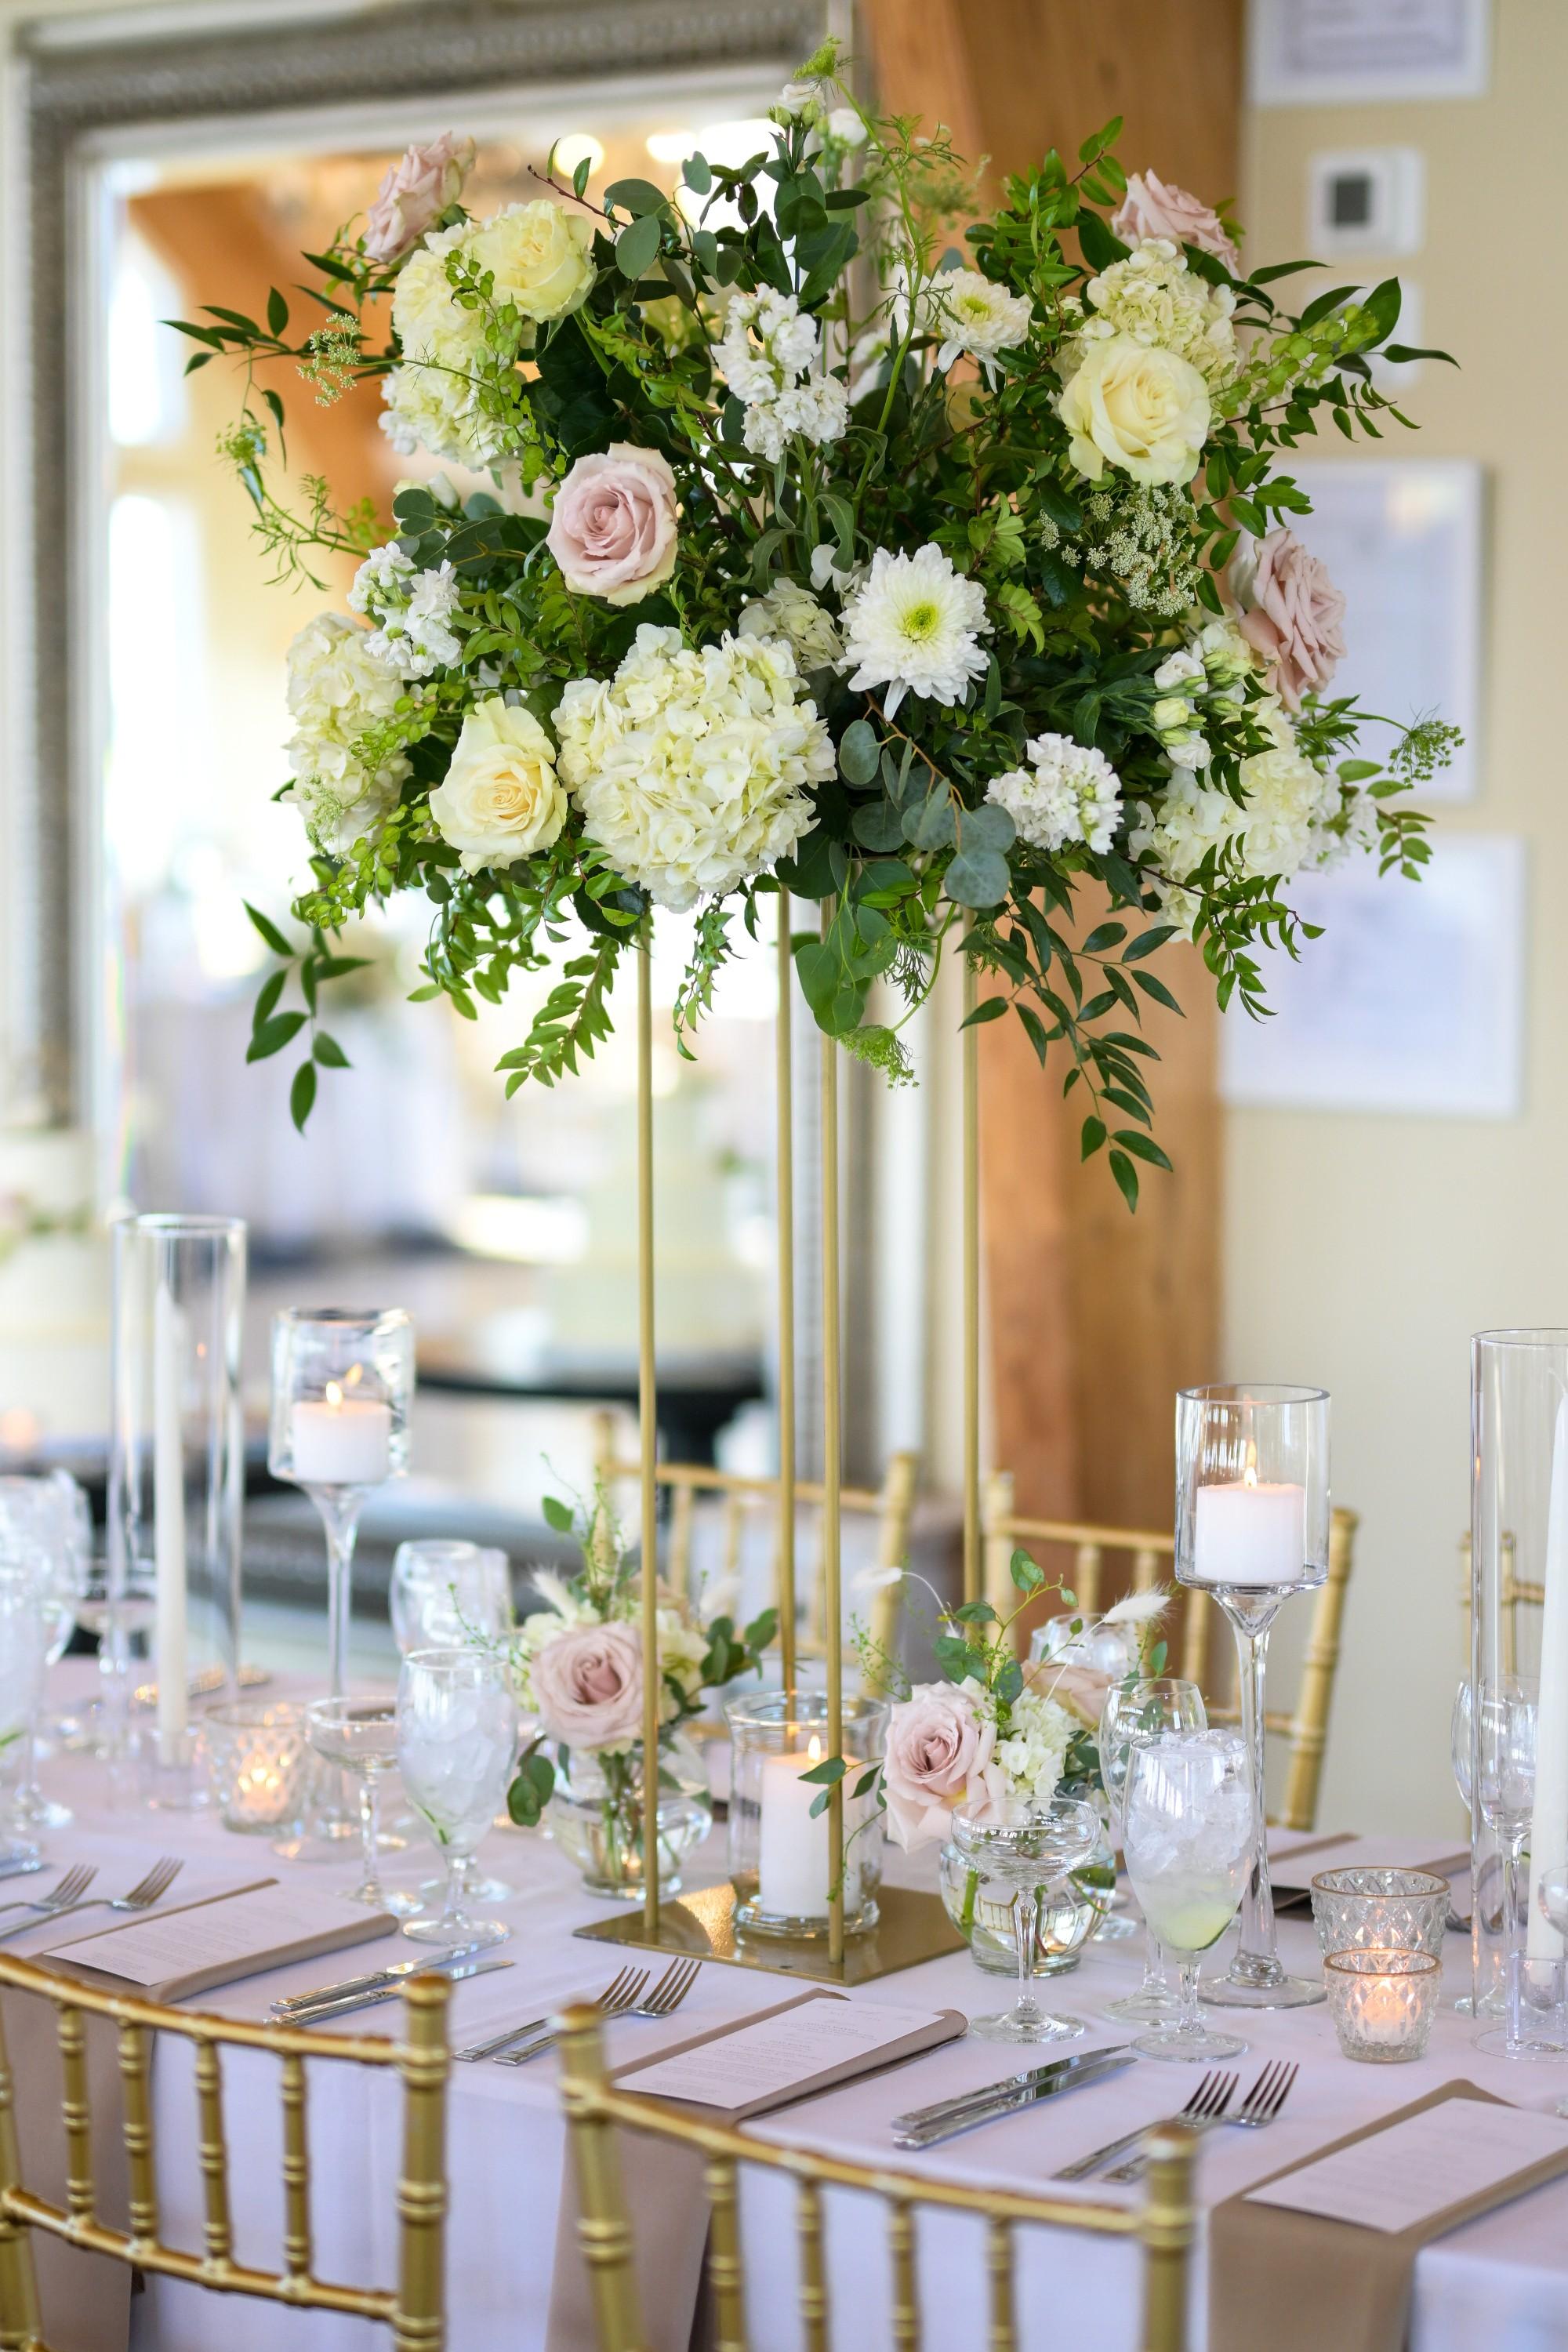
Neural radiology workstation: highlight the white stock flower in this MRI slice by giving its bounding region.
[555,625,833,911]
[1069,238,1236,387]
[390,226,478,361]
[350,543,463,678]
[838,543,989,720]
[900,267,1033,378]
[739,579,844,669]
[284,612,409,852]
[993,1686,1073,1809]
[714,289,848,460]
[986,733,1123,855]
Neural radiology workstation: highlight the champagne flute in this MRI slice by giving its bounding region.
[1122,1728,1254,2061]
[1099,1675,1207,2022]
[397,1648,517,1949]
[950,1798,1101,2043]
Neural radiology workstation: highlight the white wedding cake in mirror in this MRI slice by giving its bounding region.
[0,1127,110,1446]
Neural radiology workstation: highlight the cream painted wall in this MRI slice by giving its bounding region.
[1232,0,1563,1833]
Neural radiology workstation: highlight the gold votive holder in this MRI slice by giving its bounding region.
[1324,1947,1440,2063]
[200,1699,310,1834]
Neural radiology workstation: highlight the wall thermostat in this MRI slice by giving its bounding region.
[1307,147,1425,256]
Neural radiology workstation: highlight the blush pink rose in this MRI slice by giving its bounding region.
[1112,171,1240,275]
[882,1683,1008,1853]
[1023,1657,1114,1730]
[546,445,679,606]
[365,134,477,267]
[530,1621,644,1751]
[1231,528,1346,712]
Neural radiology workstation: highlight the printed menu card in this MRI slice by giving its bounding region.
[1247,2100,1568,2233]
[44,1883,396,2001]
[615,1990,965,2122]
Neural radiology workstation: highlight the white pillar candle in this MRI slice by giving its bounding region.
[1191,1474,1305,1587]
[1528,1393,1568,1960]
[152,1283,188,1766]
[758,1740,866,1919]
[289,1383,393,1485]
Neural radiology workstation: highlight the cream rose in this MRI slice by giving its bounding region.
[546,445,679,605]
[881,1682,1009,1853]
[364,134,476,267]
[1112,171,1240,274]
[427,699,567,873]
[529,1621,643,1751]
[1231,527,1346,712]
[466,199,595,322]
[1058,332,1210,487]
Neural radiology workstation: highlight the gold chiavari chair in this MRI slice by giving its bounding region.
[556,2004,1196,2352]
[982,1473,1359,1832]
[593,1410,919,1668]
[1459,1532,1538,1672]
[0,1953,449,2350]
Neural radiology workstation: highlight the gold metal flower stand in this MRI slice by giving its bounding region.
[575,898,977,1983]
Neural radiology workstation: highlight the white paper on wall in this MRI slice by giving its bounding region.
[1250,0,1491,106]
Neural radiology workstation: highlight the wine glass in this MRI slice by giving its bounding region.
[0,1560,50,1867]
[390,1541,516,1901]
[1099,1676,1207,2022]
[303,1698,418,1915]
[949,1798,1100,2043]
[1122,1728,1254,2062]
[1472,1675,1539,2058]
[397,1648,517,1949]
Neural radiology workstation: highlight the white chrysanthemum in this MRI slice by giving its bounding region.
[350,545,463,678]
[838,543,989,720]
[555,624,834,911]
[285,612,409,852]
[994,1687,1074,1809]
[1068,237,1236,386]
[986,733,1123,855]
[739,579,844,670]
[714,289,848,460]
[900,266,1033,377]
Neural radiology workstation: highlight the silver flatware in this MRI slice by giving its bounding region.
[273,1941,488,2017]
[0,1863,96,1927]
[0,1858,43,1886]
[1051,2067,1236,2181]
[492,1966,654,2067]
[455,1962,649,2063]
[291,1958,512,2026]
[4,1856,185,1944]
[1104,2058,1298,2183]
[630,1956,701,2020]
[893,2052,1136,2150]
[893,2042,1136,2136]
[133,1662,270,1708]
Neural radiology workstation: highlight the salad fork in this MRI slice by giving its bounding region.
[1051,2067,1236,2181]
[0,1864,97,1932]
[1104,2058,1298,2182]
[492,1958,703,2067]
[0,1856,183,1944]
[455,1965,650,2064]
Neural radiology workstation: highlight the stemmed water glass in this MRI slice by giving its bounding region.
[1099,1676,1207,2022]
[950,1798,1101,2043]
[0,1475,90,1824]
[1122,1728,1254,2062]
[0,1563,49,1868]
[1472,1675,1539,2057]
[303,1698,418,1916]
[390,1541,516,1903]
[397,1648,517,1949]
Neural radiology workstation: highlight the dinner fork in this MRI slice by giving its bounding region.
[1051,2067,1236,2181]
[0,1856,183,1944]
[496,1957,704,2069]
[454,1965,651,2064]
[1104,2058,1298,2183]
[0,1864,97,1931]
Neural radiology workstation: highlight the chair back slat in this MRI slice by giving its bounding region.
[194,2038,234,2267]
[1073,1541,1103,1615]
[56,2004,95,2225]
[280,2051,312,2281]
[985,2216,1015,2352]
[666,1483,696,1598]
[704,2154,748,2352]
[0,1996,44,2345]
[1179,1585,1210,1690]
[885,2196,918,2351]
[393,1976,450,2352]
[797,2179,829,2352]
[117,2019,158,2248]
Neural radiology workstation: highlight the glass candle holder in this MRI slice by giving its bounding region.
[201,1700,310,1835]
[1312,1867,1450,1960]
[725,1690,889,1937]
[1324,1947,1441,2062]
[1176,1381,1330,2013]
[1028,1611,1138,1680]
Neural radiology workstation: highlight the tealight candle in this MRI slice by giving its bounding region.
[1324,1947,1439,2063]
[289,1379,393,1486]
[1190,1468,1305,1586]
[200,1700,310,1835]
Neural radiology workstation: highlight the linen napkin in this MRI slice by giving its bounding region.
[1209,2081,1568,2352]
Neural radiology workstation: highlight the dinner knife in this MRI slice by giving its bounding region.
[271,1941,488,2016]
[892,2053,1136,2150]
[891,2042,1136,2134]
[286,1958,512,2026]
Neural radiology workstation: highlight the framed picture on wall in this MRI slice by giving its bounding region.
[1220,833,1525,1120]
[1289,458,1484,804]
[1250,0,1492,106]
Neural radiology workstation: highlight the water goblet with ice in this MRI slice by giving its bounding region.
[1122,1728,1254,2061]
[1099,1675,1207,2023]
[397,1648,517,1948]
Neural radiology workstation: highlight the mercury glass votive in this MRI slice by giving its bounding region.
[1311,1867,1450,1961]
[1324,1947,1441,2063]
[201,1700,310,1834]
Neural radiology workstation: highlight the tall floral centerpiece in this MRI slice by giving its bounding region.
[185,42,1454,1192]
[504,1484,775,1898]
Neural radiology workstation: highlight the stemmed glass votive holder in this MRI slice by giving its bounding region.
[1176,1381,1330,2012]
[303,1698,419,1915]
[950,1800,1100,2044]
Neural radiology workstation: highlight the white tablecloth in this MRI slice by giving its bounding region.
[15,1666,1568,2352]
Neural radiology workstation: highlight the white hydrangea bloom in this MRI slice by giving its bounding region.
[1066,236,1236,387]
[379,361,506,470]
[838,543,989,720]
[1305,784,1380,872]
[993,1686,1074,1809]
[738,579,844,669]
[555,624,834,911]
[714,289,848,460]
[284,612,409,852]
[986,733,1123,855]
[899,266,1033,378]
[1131,702,1336,895]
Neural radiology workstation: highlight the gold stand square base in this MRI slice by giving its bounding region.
[573,1882,964,1985]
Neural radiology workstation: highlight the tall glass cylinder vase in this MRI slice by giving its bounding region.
[110,1214,247,1807]
[1471,1332,1568,2045]
[1175,1382,1330,2010]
